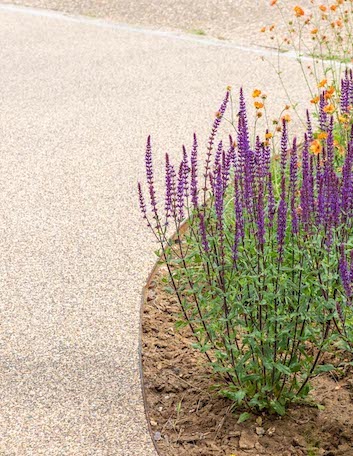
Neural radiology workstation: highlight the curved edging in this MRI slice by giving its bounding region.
[138,221,189,455]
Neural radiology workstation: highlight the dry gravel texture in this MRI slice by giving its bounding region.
[0,0,316,46]
[0,4,313,456]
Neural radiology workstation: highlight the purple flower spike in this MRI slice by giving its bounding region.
[138,182,147,219]
[191,133,199,209]
[290,138,298,234]
[145,136,160,228]
[177,161,185,221]
[280,119,288,174]
[277,197,287,258]
[165,153,172,222]
[199,213,210,252]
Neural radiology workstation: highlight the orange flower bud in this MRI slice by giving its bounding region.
[319,4,327,11]
[311,96,320,104]
[318,79,327,88]
[252,89,262,98]
[294,5,305,16]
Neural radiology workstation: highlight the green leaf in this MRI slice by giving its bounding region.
[271,400,286,416]
[237,412,251,423]
[274,362,292,376]
[315,364,336,373]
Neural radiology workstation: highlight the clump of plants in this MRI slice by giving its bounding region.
[138,75,353,416]
[262,0,353,129]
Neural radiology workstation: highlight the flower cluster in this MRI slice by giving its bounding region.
[138,80,353,414]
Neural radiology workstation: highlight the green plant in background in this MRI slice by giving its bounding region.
[262,0,353,131]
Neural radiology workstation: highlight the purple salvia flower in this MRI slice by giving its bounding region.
[317,173,325,227]
[290,138,298,234]
[215,165,224,224]
[190,133,198,209]
[340,77,349,113]
[177,161,185,221]
[341,141,353,221]
[199,212,210,252]
[233,176,244,261]
[300,134,311,230]
[182,146,190,199]
[350,250,353,282]
[145,136,160,228]
[262,140,271,177]
[280,119,288,175]
[138,182,147,219]
[277,197,287,258]
[257,181,265,246]
[306,110,313,142]
[222,144,233,191]
[204,90,230,197]
[267,173,276,229]
[165,153,172,222]
[214,140,223,170]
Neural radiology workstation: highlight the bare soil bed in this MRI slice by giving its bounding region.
[141,264,353,456]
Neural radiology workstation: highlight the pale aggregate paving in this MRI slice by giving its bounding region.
[0,5,311,455]
[0,0,315,46]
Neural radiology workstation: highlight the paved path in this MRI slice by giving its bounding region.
[1,0,315,45]
[0,4,311,455]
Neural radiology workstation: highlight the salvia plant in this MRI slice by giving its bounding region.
[138,73,353,415]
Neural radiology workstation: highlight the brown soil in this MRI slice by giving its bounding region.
[141,265,353,456]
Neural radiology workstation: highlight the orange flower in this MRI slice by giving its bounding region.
[226,85,232,91]
[318,132,328,139]
[265,132,273,139]
[282,114,291,122]
[318,79,327,88]
[334,139,340,147]
[294,5,305,16]
[324,86,335,99]
[311,28,319,34]
[339,114,349,123]
[252,89,262,98]
[270,0,278,5]
[269,24,275,31]
[336,19,343,26]
[323,104,335,113]
[310,140,322,155]
[330,4,337,10]
[254,101,264,109]
[260,26,266,32]
[319,4,327,11]
[311,96,320,104]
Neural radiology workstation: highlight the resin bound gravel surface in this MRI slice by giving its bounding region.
[0,4,312,455]
[0,0,316,47]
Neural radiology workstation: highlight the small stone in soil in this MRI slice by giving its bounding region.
[292,436,306,447]
[154,431,162,441]
[266,426,276,436]
[255,426,265,436]
[238,431,258,449]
